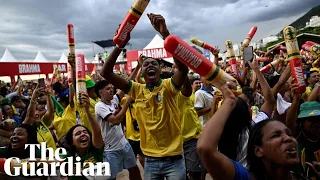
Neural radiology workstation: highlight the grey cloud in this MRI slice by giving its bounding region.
[0,0,319,62]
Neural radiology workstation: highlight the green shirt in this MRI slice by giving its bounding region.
[67,146,104,180]
[296,131,320,179]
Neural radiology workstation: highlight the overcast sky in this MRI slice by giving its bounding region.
[0,0,319,62]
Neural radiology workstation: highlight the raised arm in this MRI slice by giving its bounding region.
[42,89,54,126]
[249,58,276,116]
[308,82,320,101]
[197,83,237,180]
[271,64,291,97]
[23,87,45,125]
[117,60,142,100]
[147,13,188,89]
[67,54,76,108]
[103,96,131,125]
[239,66,249,86]
[100,31,131,92]
[285,81,301,136]
[82,93,103,149]
[212,48,220,66]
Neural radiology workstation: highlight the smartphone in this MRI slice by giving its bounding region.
[244,46,254,66]
[38,78,45,88]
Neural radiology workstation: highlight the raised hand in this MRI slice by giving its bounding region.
[114,24,131,48]
[212,47,220,56]
[68,54,75,69]
[147,13,170,39]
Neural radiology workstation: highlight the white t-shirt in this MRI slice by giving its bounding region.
[95,95,127,152]
[194,88,214,126]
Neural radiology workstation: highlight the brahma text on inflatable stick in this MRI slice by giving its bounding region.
[304,41,320,58]
[76,54,87,107]
[113,0,150,45]
[283,26,306,94]
[164,34,242,96]
[67,24,75,56]
[260,59,283,73]
[225,40,239,79]
[241,26,258,51]
[190,38,218,53]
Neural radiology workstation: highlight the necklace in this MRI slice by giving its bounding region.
[301,130,319,143]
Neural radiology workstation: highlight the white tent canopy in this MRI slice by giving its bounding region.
[58,53,68,63]
[131,34,173,69]
[33,51,48,62]
[144,34,173,64]
[144,34,164,49]
[0,48,18,62]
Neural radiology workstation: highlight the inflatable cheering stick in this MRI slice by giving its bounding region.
[190,38,218,53]
[164,35,242,96]
[304,41,320,58]
[257,57,270,62]
[225,40,239,79]
[67,24,75,83]
[283,26,306,94]
[241,26,258,51]
[76,54,87,107]
[260,59,283,73]
[68,24,75,56]
[113,0,150,45]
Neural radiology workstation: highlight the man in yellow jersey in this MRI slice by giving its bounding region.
[101,13,188,180]
[177,76,205,180]
[23,87,56,150]
[302,70,319,102]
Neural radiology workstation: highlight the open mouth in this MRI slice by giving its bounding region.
[285,144,297,154]
[11,138,20,145]
[80,136,88,144]
[147,69,156,79]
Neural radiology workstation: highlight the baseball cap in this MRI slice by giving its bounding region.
[297,101,320,119]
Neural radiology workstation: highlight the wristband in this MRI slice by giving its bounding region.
[30,99,38,105]
[116,44,124,50]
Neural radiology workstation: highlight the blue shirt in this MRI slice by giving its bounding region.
[233,160,250,180]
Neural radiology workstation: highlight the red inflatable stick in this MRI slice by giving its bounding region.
[67,24,75,56]
[260,59,283,73]
[67,24,75,83]
[190,38,218,53]
[225,40,239,79]
[241,26,257,51]
[164,35,242,96]
[113,0,150,46]
[257,57,270,62]
[303,41,320,58]
[283,26,306,94]
[76,54,87,107]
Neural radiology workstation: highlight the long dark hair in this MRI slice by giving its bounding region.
[247,119,276,180]
[62,124,93,157]
[6,124,39,159]
[218,97,252,160]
